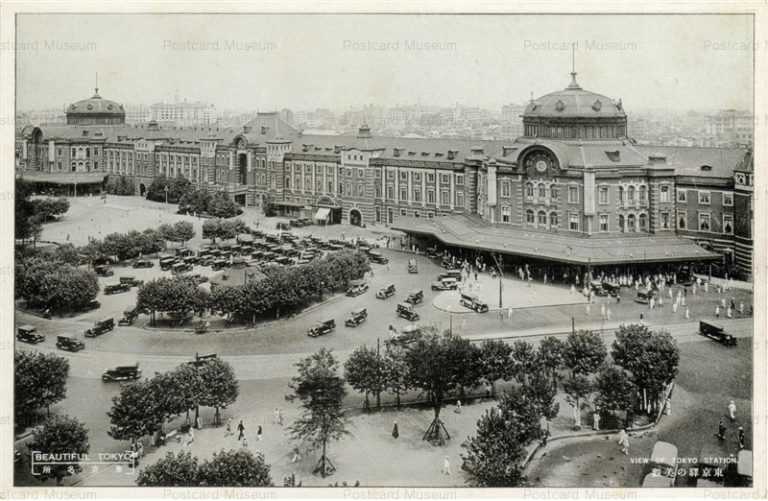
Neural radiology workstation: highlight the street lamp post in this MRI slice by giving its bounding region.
[164,185,169,204]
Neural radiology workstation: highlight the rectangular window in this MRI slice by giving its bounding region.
[598,186,609,205]
[660,185,671,203]
[568,186,579,204]
[412,172,421,183]
[599,214,609,232]
[569,213,579,231]
[501,206,511,223]
[440,174,450,184]
[698,213,711,232]
[413,189,421,202]
[400,209,407,216]
[399,171,408,181]
[357,184,364,197]
[501,181,511,198]
[456,191,465,208]
[456,174,464,186]
[427,189,435,204]
[722,192,733,206]
[400,187,408,201]
[387,170,395,181]
[387,186,395,200]
[723,214,734,234]
[375,185,382,198]
[440,190,450,205]
[414,211,420,218]
[677,189,687,202]
[698,191,711,205]
[358,169,364,178]
[427,173,435,183]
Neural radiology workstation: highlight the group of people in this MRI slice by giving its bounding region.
[717,400,747,450]
[223,408,284,449]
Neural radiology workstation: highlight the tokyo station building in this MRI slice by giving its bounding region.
[15,73,754,278]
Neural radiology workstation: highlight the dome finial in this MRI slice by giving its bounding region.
[93,72,100,98]
[567,43,581,90]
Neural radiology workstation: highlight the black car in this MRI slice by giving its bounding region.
[118,307,142,326]
[119,276,144,287]
[376,284,396,299]
[102,363,142,382]
[345,308,368,327]
[276,222,291,230]
[405,289,424,305]
[104,283,131,295]
[699,320,737,346]
[346,283,369,297]
[396,303,420,321]
[159,257,179,271]
[132,259,154,269]
[308,319,336,337]
[56,336,85,352]
[368,250,389,265]
[94,265,114,277]
[17,325,45,344]
[85,318,115,338]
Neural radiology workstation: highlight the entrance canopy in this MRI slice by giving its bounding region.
[315,207,331,221]
[392,214,720,266]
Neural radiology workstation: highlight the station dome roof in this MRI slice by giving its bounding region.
[67,88,125,117]
[523,73,626,119]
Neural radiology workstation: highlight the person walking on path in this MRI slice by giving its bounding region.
[274,408,283,426]
[454,399,462,414]
[441,456,452,475]
[392,420,399,439]
[225,418,233,436]
[716,418,727,441]
[617,429,630,455]
[242,435,249,449]
[186,426,195,447]
[593,409,601,431]
[728,400,737,421]
[685,307,690,320]
[738,427,746,449]
[237,420,245,440]
[715,305,721,318]
[257,425,263,441]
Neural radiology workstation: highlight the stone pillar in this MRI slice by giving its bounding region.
[487,161,497,207]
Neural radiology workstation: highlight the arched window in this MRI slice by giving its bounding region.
[526,209,534,224]
[678,214,686,229]
[538,183,546,198]
[639,185,647,202]
[618,186,625,203]
[639,213,647,231]
[627,214,636,232]
[550,212,558,227]
[525,182,534,198]
[628,186,635,202]
[538,210,547,226]
[619,214,625,232]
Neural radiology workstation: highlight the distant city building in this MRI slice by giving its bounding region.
[706,109,753,146]
[150,99,216,126]
[279,108,295,126]
[123,103,151,124]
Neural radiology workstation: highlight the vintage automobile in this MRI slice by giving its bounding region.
[407,259,418,274]
[396,302,420,321]
[276,222,291,230]
[119,276,144,287]
[194,320,210,334]
[376,283,396,300]
[308,319,336,337]
[118,307,141,326]
[440,258,454,269]
[85,318,115,337]
[425,247,440,259]
[344,308,368,327]
[367,250,389,265]
[132,259,154,269]
[634,289,657,305]
[641,441,679,488]
[56,335,85,352]
[438,270,463,282]
[94,264,114,277]
[172,262,194,274]
[175,248,194,258]
[460,292,489,313]
[159,257,179,271]
[17,325,45,344]
[601,282,621,297]
[405,289,424,305]
[590,280,609,296]
[699,320,737,346]
[104,283,131,295]
[346,283,369,297]
[211,259,229,271]
[431,277,459,291]
[102,363,142,382]
[388,324,422,346]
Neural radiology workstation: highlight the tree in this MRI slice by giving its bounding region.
[562,374,592,429]
[136,277,200,326]
[15,351,69,425]
[286,348,348,477]
[30,197,70,222]
[344,346,387,410]
[197,358,239,426]
[383,344,410,407]
[29,414,89,485]
[479,340,512,397]
[19,260,99,313]
[563,330,607,377]
[612,325,679,414]
[595,365,637,427]
[197,449,272,487]
[510,340,537,385]
[209,285,246,324]
[461,388,543,486]
[15,180,37,245]
[523,369,560,436]
[207,194,243,218]
[405,327,476,444]
[179,189,212,215]
[171,221,196,247]
[136,451,199,486]
[108,380,167,445]
[537,336,564,390]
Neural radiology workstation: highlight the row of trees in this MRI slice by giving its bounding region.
[179,189,243,218]
[146,175,193,204]
[108,357,238,447]
[16,180,70,247]
[137,276,210,325]
[15,351,70,427]
[137,450,272,487]
[202,218,249,244]
[16,258,99,313]
[104,175,136,195]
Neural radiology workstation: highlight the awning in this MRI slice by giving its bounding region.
[17,172,106,185]
[315,207,331,220]
[392,214,721,266]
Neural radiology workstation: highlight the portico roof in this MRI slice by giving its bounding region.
[391,214,720,265]
[17,172,106,185]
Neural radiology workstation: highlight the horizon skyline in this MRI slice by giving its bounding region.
[16,14,754,114]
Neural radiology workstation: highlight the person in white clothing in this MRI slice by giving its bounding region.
[441,456,451,475]
[728,400,737,421]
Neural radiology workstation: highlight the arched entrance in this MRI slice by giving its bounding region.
[139,183,146,196]
[238,154,248,185]
[349,209,362,226]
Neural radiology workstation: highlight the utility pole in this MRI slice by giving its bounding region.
[491,253,504,309]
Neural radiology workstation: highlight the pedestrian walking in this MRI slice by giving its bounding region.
[685,307,690,319]
[392,420,399,439]
[586,303,591,315]
[606,307,612,320]
[728,400,737,421]
[716,418,727,440]
[672,302,678,313]
[186,427,195,446]
[730,298,736,310]
[739,302,745,315]
[649,297,655,310]
[291,447,302,463]
[225,418,233,436]
[274,408,283,426]
[600,304,606,319]
[441,456,451,475]
[617,429,630,455]
[704,282,709,293]
[454,399,462,414]
[237,420,245,440]
[257,425,263,441]
[738,427,746,449]
[668,288,673,300]
[715,305,721,318]
[242,435,249,448]
[720,298,726,308]
[727,306,733,319]
[593,409,601,431]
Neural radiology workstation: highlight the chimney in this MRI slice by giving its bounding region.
[408,151,416,156]
[421,152,430,157]
[334,145,342,154]
[393,147,403,157]
[447,150,458,161]
[435,152,444,158]
[302,144,310,152]
[243,125,252,134]
[648,153,667,165]
[471,146,484,156]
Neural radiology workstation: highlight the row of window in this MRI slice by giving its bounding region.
[678,212,734,234]
[677,189,733,206]
[524,124,626,139]
[386,171,465,185]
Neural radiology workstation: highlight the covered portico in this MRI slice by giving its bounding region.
[17,172,106,197]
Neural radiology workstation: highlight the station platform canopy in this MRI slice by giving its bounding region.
[17,172,106,185]
[391,214,720,266]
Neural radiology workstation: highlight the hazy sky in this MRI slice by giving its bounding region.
[16,13,754,113]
